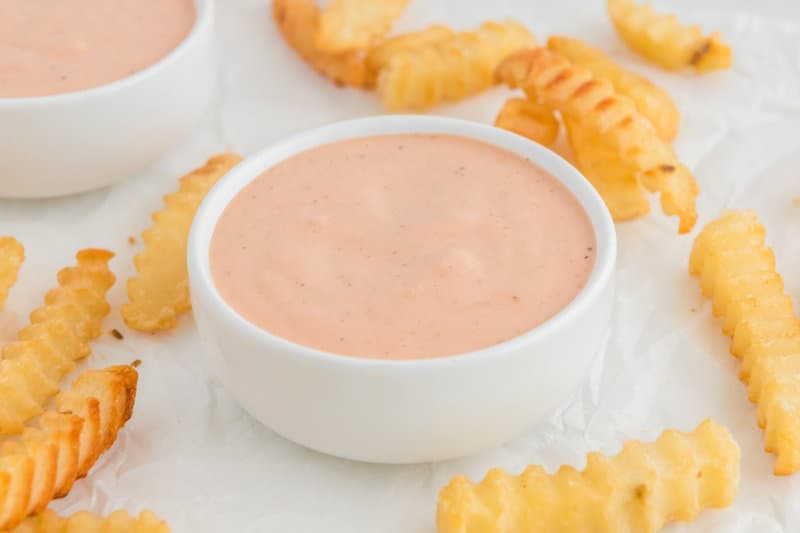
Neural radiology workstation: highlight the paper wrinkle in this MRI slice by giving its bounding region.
[0,0,799,531]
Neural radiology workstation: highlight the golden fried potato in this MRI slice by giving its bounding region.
[547,35,680,141]
[691,210,800,475]
[0,237,24,311]
[378,20,535,111]
[437,420,739,533]
[723,293,794,338]
[564,116,650,220]
[314,0,408,53]
[497,47,698,233]
[741,320,800,387]
[711,271,784,318]
[746,338,800,397]
[732,318,800,359]
[608,0,732,73]
[272,0,369,88]
[495,98,560,147]
[689,210,764,276]
[7,509,169,533]
[365,25,453,84]
[0,250,114,435]
[0,366,138,529]
[699,247,775,300]
[122,154,242,332]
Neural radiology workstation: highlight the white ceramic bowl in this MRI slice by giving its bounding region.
[0,0,215,199]
[188,116,617,464]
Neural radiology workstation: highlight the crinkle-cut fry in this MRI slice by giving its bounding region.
[691,210,800,475]
[0,238,24,312]
[699,247,776,300]
[547,35,680,141]
[688,210,765,277]
[0,250,114,435]
[272,0,370,88]
[710,271,784,318]
[564,116,650,221]
[365,25,453,84]
[495,98,560,147]
[122,154,242,333]
[641,163,698,233]
[437,420,739,533]
[0,455,33,530]
[377,20,535,111]
[746,338,800,399]
[732,318,800,359]
[497,47,698,233]
[314,0,408,54]
[607,0,732,73]
[7,509,169,533]
[0,366,138,529]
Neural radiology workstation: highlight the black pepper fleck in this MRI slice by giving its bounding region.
[110,329,124,340]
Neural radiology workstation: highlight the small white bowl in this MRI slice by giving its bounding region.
[0,0,215,199]
[188,116,617,464]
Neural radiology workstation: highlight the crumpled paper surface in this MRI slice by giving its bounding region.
[2,0,800,531]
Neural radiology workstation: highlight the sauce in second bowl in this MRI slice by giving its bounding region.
[0,0,196,98]
[210,133,596,360]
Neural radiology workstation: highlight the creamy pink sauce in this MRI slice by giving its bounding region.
[211,134,596,360]
[0,0,196,98]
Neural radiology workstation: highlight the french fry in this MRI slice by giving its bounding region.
[0,238,24,312]
[688,210,765,276]
[691,210,800,475]
[547,35,680,141]
[365,25,454,84]
[497,47,698,233]
[0,366,137,529]
[122,154,242,333]
[378,20,535,111]
[7,509,169,533]
[564,116,651,221]
[272,0,370,88]
[437,420,739,533]
[314,0,409,53]
[494,98,560,147]
[0,250,114,435]
[607,0,732,73]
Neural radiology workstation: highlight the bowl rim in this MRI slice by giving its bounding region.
[0,0,214,107]
[188,115,617,370]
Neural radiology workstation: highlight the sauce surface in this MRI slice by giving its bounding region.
[0,0,196,98]
[211,134,596,360]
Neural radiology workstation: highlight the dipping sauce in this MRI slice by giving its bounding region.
[0,0,196,98]
[211,134,596,360]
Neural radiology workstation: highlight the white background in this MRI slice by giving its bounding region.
[2,0,800,531]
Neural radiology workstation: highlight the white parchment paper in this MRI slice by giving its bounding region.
[2,0,800,531]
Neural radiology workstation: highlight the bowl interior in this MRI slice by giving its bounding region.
[190,115,617,366]
[0,0,213,106]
